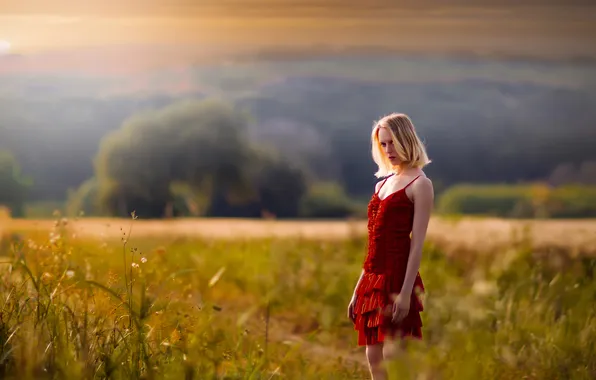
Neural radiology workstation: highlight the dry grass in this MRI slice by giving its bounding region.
[1,214,595,379]
[3,216,595,256]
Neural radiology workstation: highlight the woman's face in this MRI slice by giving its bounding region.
[377,127,400,166]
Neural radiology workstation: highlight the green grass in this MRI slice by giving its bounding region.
[0,214,595,379]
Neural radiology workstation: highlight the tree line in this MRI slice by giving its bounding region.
[2,58,596,219]
[66,99,338,219]
[2,97,594,219]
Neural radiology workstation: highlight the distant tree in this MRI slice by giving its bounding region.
[199,147,308,218]
[548,161,596,186]
[436,183,596,218]
[248,149,308,218]
[0,151,32,217]
[299,182,361,218]
[4,60,596,209]
[93,98,308,218]
[578,161,596,185]
[548,163,578,186]
[65,177,101,217]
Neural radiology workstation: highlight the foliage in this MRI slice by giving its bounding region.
[93,98,250,218]
[1,56,595,205]
[0,216,594,379]
[0,151,32,217]
[65,178,101,218]
[546,185,596,218]
[92,98,308,219]
[299,182,364,218]
[437,183,596,218]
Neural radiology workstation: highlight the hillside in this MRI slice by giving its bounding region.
[1,53,595,203]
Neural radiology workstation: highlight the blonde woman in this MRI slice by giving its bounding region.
[348,113,434,379]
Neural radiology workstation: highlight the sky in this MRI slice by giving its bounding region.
[0,0,595,72]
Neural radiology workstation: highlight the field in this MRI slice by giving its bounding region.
[1,215,595,379]
[5,216,595,256]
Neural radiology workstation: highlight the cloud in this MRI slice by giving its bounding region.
[1,0,594,17]
[0,0,594,60]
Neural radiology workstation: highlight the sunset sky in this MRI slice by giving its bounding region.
[0,0,595,61]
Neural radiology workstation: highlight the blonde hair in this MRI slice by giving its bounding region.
[371,113,431,178]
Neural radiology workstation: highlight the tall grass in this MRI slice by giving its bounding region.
[0,213,594,379]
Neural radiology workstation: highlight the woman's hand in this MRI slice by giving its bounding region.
[392,294,410,323]
[348,296,357,323]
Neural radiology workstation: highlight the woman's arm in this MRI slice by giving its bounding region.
[351,269,365,299]
[348,269,365,322]
[400,177,434,298]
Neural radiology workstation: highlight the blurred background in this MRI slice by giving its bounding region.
[1,0,595,220]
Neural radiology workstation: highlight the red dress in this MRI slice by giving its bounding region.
[353,174,425,346]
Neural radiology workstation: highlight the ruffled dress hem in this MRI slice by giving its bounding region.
[353,271,424,346]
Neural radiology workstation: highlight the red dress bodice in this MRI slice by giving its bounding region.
[364,180,416,276]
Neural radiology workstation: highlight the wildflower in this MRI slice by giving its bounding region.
[66,270,75,279]
[49,232,59,245]
[132,263,139,269]
[141,257,147,264]
[27,240,38,250]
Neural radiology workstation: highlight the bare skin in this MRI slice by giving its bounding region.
[349,126,434,380]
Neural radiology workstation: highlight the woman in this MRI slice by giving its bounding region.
[348,113,434,380]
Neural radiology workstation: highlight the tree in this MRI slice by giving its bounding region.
[246,149,308,218]
[578,161,596,185]
[93,98,307,218]
[299,182,361,218]
[0,151,32,217]
[65,177,101,217]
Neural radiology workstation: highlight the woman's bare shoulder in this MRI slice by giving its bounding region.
[412,175,434,199]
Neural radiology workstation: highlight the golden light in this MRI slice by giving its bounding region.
[0,40,11,54]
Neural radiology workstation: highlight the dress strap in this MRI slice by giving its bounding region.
[402,175,422,191]
[375,173,394,195]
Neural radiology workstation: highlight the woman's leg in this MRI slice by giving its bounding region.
[366,343,386,380]
[382,336,407,360]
